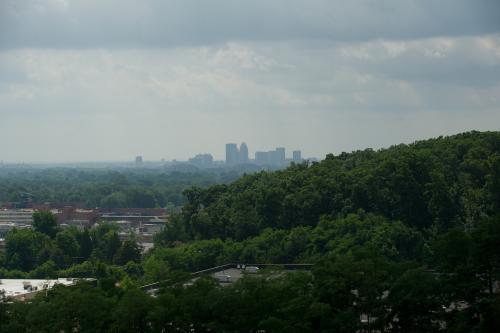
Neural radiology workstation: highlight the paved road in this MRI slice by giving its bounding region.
[212,268,244,285]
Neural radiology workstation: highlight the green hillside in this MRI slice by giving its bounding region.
[163,130,500,241]
[1,131,499,332]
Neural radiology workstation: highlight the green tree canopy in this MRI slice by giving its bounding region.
[33,211,59,238]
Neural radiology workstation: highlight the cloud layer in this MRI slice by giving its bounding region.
[0,1,499,162]
[2,0,500,49]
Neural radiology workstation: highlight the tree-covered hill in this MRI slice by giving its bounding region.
[1,131,499,332]
[164,131,500,242]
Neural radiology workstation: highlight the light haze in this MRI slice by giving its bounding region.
[0,0,499,162]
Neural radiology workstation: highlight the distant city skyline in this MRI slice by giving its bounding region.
[0,130,495,164]
[0,140,310,165]
[1,1,499,163]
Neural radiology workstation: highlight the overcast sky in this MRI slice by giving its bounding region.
[1,0,499,162]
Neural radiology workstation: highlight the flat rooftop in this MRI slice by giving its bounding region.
[0,278,77,300]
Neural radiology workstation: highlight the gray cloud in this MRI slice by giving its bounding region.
[1,35,499,162]
[1,0,499,49]
[0,1,499,162]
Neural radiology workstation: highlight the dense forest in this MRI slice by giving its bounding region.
[0,169,241,208]
[1,131,500,332]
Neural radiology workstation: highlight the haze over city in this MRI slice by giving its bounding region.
[1,1,500,331]
[1,0,499,162]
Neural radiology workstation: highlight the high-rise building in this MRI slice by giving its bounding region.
[135,156,143,166]
[225,143,239,165]
[293,150,302,162]
[255,151,268,165]
[275,147,286,164]
[239,142,249,164]
[268,150,279,165]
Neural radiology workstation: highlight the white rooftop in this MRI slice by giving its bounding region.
[0,278,76,299]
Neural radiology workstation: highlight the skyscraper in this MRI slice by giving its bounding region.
[255,151,268,165]
[275,147,286,164]
[239,142,249,164]
[225,143,239,165]
[293,150,302,162]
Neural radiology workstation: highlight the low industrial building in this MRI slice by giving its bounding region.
[0,278,81,301]
[0,209,34,225]
[141,263,313,294]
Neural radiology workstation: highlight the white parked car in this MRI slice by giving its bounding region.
[245,266,260,273]
[216,274,232,283]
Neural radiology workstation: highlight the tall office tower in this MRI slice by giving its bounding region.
[275,147,286,164]
[255,151,268,165]
[225,143,239,165]
[293,150,302,162]
[239,142,249,164]
[135,156,143,166]
[268,150,279,165]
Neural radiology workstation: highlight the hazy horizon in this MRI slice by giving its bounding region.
[0,130,496,165]
[1,0,499,162]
